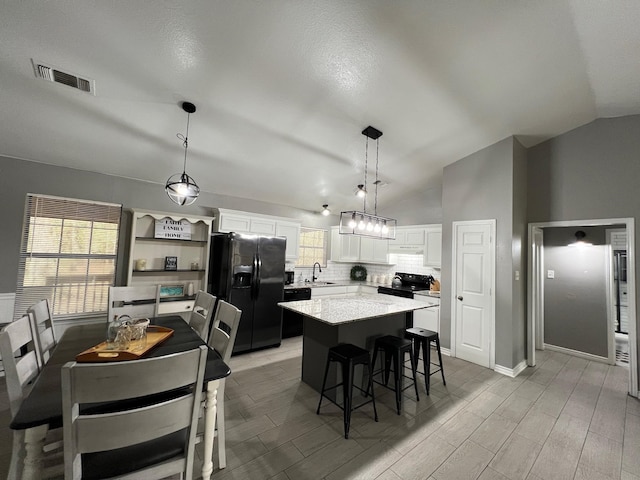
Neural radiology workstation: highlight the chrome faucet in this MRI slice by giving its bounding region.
[312,262,322,282]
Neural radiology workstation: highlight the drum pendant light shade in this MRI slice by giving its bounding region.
[165,102,200,206]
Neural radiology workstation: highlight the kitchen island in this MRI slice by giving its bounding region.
[279,293,435,393]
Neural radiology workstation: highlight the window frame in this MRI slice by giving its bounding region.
[13,194,122,321]
[295,227,328,268]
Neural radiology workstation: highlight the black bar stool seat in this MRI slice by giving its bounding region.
[369,335,419,415]
[317,343,378,439]
[405,327,446,395]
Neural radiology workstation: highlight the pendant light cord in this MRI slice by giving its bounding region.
[177,112,191,174]
[374,137,379,215]
[363,136,368,212]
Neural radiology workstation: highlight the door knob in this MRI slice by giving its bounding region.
[457,295,463,301]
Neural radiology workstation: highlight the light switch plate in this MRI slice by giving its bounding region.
[547,270,555,279]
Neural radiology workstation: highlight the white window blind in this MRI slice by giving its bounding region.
[295,227,328,268]
[13,194,122,321]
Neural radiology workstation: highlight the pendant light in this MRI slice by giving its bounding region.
[321,204,331,216]
[339,126,397,239]
[165,102,200,206]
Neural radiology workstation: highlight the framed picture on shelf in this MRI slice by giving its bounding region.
[164,256,178,271]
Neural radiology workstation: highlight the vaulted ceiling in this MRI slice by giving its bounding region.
[1,1,639,215]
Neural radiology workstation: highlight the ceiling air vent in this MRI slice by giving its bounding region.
[32,59,95,94]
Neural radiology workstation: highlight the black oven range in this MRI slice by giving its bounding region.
[378,272,435,299]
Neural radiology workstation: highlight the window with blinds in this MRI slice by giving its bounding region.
[13,194,122,321]
[295,227,328,268]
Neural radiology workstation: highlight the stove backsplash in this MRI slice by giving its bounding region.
[286,253,440,284]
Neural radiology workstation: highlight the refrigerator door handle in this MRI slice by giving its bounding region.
[255,254,262,299]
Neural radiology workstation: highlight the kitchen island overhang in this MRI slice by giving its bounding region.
[278,293,437,395]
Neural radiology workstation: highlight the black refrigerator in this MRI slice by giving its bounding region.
[208,232,285,354]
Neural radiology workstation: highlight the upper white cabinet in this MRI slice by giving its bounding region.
[330,227,389,264]
[126,209,213,295]
[423,225,442,267]
[388,227,425,253]
[360,236,390,263]
[213,208,301,261]
[388,224,442,267]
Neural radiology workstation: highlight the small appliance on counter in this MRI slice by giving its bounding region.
[284,270,295,285]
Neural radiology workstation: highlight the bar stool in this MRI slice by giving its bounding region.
[317,343,378,439]
[368,335,419,415]
[405,327,446,395]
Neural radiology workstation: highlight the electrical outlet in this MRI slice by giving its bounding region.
[547,270,555,279]
[515,270,520,281]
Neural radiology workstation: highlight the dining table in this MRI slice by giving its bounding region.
[9,315,230,480]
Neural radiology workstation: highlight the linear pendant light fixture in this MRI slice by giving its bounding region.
[339,126,397,240]
[165,102,200,206]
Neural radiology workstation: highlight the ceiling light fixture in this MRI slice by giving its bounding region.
[321,204,331,216]
[339,126,397,240]
[165,102,200,206]
[568,230,592,247]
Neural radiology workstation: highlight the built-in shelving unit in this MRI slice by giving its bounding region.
[126,209,214,314]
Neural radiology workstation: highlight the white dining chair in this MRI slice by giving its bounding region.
[0,315,63,479]
[107,285,157,321]
[205,300,242,469]
[188,290,217,341]
[27,298,57,365]
[61,345,208,480]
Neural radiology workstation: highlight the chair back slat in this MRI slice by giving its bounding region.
[107,286,157,321]
[188,291,216,341]
[27,299,57,365]
[0,315,42,416]
[209,300,242,362]
[67,348,203,404]
[75,395,194,453]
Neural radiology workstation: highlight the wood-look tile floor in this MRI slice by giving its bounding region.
[1,338,639,480]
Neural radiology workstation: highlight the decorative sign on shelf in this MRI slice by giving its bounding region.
[154,218,192,240]
[164,256,178,271]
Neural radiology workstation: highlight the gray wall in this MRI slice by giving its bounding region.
[543,227,609,357]
[528,114,640,383]
[0,155,338,293]
[442,136,527,369]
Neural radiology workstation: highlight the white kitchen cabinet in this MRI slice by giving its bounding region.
[358,285,378,295]
[388,227,425,254]
[360,236,389,263]
[213,208,301,261]
[423,225,442,267]
[330,227,389,264]
[330,227,360,262]
[311,285,348,297]
[126,209,213,308]
[276,221,301,262]
[413,294,440,332]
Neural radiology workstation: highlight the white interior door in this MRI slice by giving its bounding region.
[453,221,495,368]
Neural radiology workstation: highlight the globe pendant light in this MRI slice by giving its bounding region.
[339,126,397,240]
[165,102,200,206]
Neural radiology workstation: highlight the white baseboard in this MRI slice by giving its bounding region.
[494,360,528,378]
[0,292,16,324]
[440,347,451,356]
[543,343,610,364]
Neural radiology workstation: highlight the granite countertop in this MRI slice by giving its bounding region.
[278,293,431,326]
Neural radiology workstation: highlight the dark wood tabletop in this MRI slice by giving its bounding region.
[10,316,230,430]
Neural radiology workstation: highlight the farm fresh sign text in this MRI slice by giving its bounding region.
[154,218,192,240]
